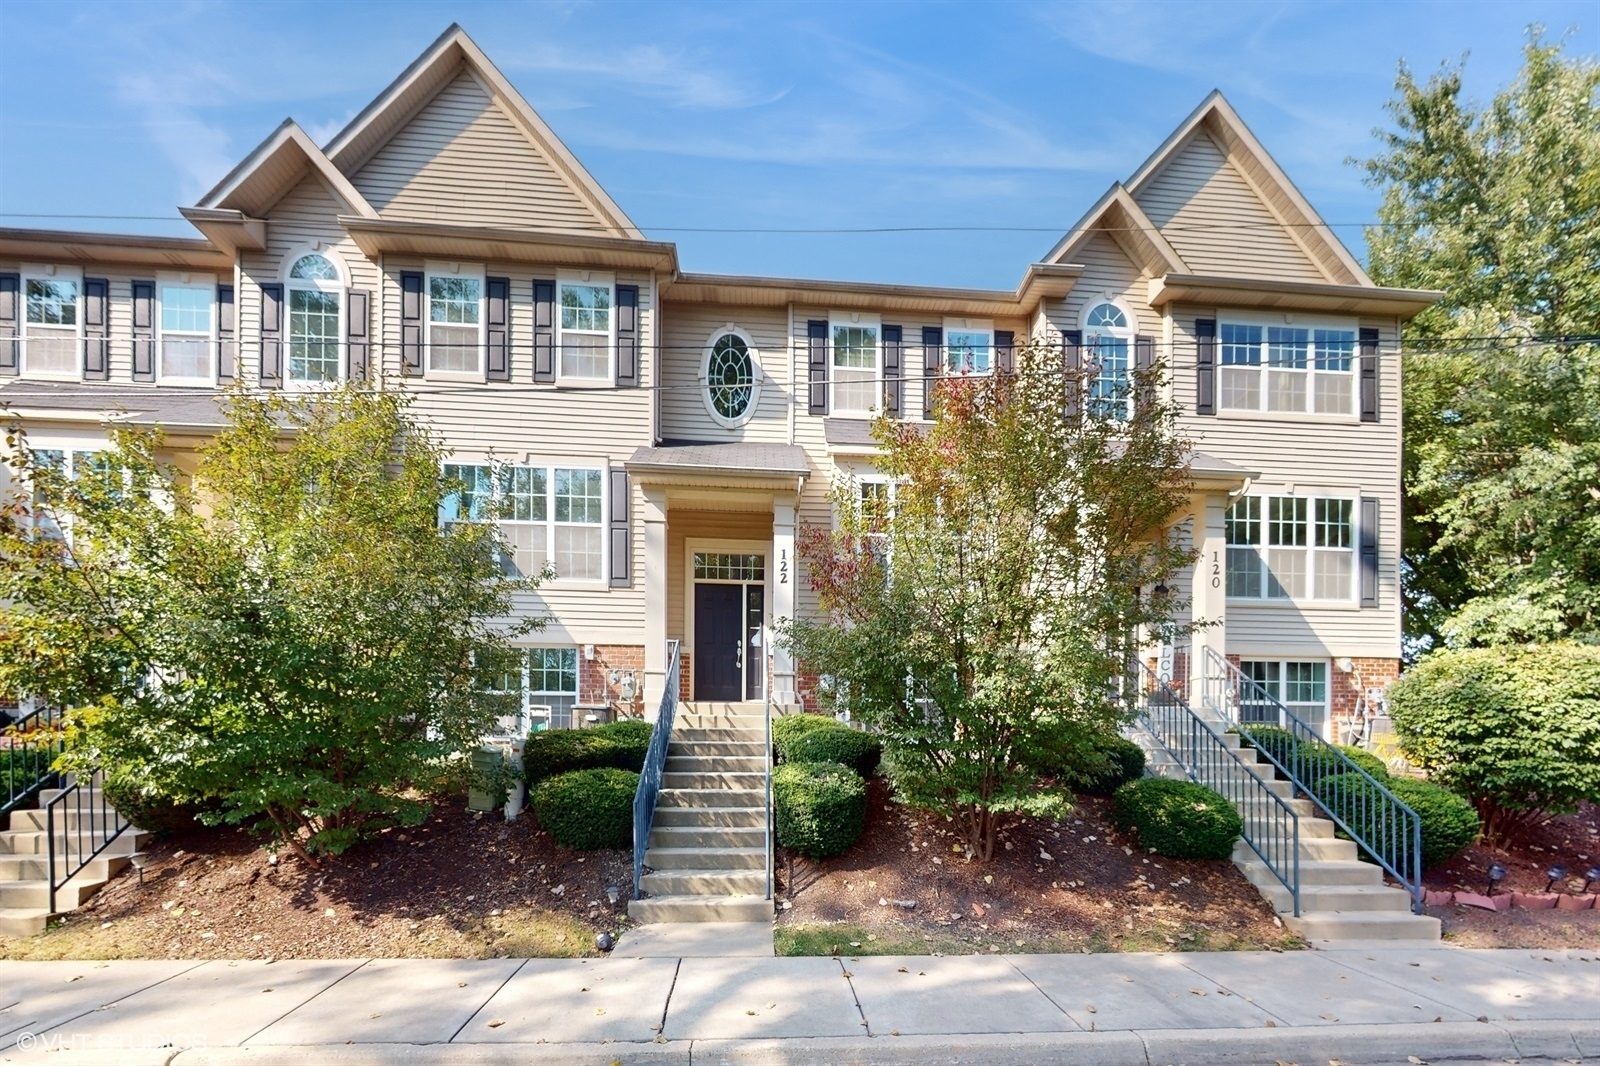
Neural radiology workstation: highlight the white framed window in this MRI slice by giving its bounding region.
[426,264,485,378]
[857,477,896,567]
[701,326,761,427]
[1082,300,1134,420]
[21,269,82,378]
[830,313,880,415]
[441,461,606,582]
[286,252,344,386]
[558,274,614,381]
[157,275,215,385]
[1226,493,1355,602]
[943,318,992,376]
[26,446,120,542]
[1239,659,1330,738]
[1219,319,1357,416]
[475,646,580,734]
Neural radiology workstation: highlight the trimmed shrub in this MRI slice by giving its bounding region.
[1234,724,1298,768]
[530,767,639,850]
[1335,745,1391,782]
[772,713,839,761]
[1314,773,1479,868]
[101,775,211,836]
[1236,726,1389,785]
[1111,777,1242,860]
[523,719,654,785]
[774,761,867,859]
[1069,734,1147,796]
[785,725,882,777]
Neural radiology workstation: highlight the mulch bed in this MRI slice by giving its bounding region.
[9,799,633,960]
[1420,801,1600,949]
[776,780,1299,953]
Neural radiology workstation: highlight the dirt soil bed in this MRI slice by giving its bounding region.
[1,799,633,961]
[775,780,1301,955]
[1421,801,1600,950]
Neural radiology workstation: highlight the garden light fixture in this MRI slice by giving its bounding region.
[605,885,620,906]
[1545,865,1568,893]
[1486,863,1507,895]
[1585,867,1600,894]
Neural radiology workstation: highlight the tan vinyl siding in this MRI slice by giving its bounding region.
[1037,232,1161,346]
[353,70,606,235]
[667,509,775,643]
[1134,131,1326,284]
[658,302,792,442]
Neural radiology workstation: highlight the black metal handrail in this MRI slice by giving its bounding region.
[1197,647,1423,913]
[2,704,65,818]
[46,774,131,913]
[1128,659,1302,916]
[631,640,681,900]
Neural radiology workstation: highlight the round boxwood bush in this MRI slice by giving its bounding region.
[772,713,839,761]
[1111,777,1242,860]
[523,719,654,785]
[774,761,867,859]
[1235,726,1390,786]
[1334,745,1391,782]
[1313,773,1479,868]
[1234,724,1299,768]
[784,725,882,777]
[530,767,639,850]
[1069,734,1147,796]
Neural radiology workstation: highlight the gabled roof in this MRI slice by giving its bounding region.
[194,120,377,220]
[319,24,642,240]
[1123,91,1368,287]
[1043,184,1189,278]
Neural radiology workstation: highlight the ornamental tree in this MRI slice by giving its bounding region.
[780,344,1196,860]
[0,386,533,862]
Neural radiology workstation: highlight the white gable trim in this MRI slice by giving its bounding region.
[1044,184,1189,278]
[196,121,378,220]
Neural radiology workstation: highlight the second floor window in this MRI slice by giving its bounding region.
[159,282,213,384]
[1220,323,1356,416]
[442,461,605,581]
[428,273,483,376]
[559,281,611,380]
[288,254,343,386]
[1226,494,1355,601]
[23,277,79,377]
[945,327,992,376]
[831,319,879,415]
[1084,302,1132,420]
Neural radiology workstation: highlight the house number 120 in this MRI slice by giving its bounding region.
[1211,550,1221,589]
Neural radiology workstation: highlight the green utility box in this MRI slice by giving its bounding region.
[467,745,505,812]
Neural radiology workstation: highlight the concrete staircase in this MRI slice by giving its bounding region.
[1132,722,1440,943]
[627,701,775,924]
[0,781,148,938]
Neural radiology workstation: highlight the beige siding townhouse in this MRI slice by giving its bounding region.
[0,24,1436,743]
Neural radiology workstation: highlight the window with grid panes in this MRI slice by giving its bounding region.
[559,282,612,380]
[1226,495,1355,602]
[441,463,602,581]
[830,322,879,414]
[23,277,79,375]
[1218,321,1357,416]
[427,275,482,375]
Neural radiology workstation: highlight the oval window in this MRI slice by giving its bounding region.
[707,333,755,421]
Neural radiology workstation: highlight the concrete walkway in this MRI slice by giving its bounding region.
[1,945,1596,1065]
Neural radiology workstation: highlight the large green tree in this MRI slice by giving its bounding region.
[0,386,531,861]
[1362,31,1600,648]
[780,346,1196,860]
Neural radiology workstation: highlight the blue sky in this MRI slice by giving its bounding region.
[0,1,1592,289]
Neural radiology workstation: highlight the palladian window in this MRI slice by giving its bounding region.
[287,253,342,385]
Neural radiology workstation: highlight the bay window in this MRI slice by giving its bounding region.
[158,280,215,384]
[558,279,612,380]
[23,275,80,377]
[427,270,484,376]
[831,316,880,415]
[1226,494,1355,602]
[442,461,605,581]
[1219,321,1357,416]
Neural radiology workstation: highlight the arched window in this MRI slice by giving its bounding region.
[286,251,343,385]
[701,327,761,427]
[1083,300,1133,419]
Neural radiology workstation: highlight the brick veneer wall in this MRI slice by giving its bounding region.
[1329,657,1402,736]
[581,644,646,719]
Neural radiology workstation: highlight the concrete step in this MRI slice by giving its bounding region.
[644,846,766,871]
[0,829,147,857]
[0,854,130,883]
[36,787,105,805]
[0,907,47,938]
[665,755,766,774]
[1259,882,1414,915]
[641,869,766,896]
[672,728,765,743]
[1233,836,1355,863]
[650,825,767,848]
[653,806,765,828]
[8,809,130,833]
[0,876,104,911]
[674,714,768,730]
[668,741,766,757]
[658,789,765,809]
[661,771,766,790]
[627,894,774,924]
[678,702,768,714]
[1239,858,1382,889]
[1285,910,1442,942]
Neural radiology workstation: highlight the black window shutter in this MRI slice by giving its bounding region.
[882,324,902,416]
[807,319,828,415]
[1195,318,1216,415]
[346,288,371,381]
[257,282,283,387]
[609,469,631,587]
[485,276,510,382]
[615,284,639,387]
[82,278,109,381]
[217,284,236,383]
[995,329,1015,374]
[132,280,156,382]
[1359,327,1379,422]
[400,271,424,377]
[1134,334,1155,411]
[1359,496,1380,607]
[921,326,942,419]
[533,280,555,383]
[1064,329,1082,420]
[0,273,18,376]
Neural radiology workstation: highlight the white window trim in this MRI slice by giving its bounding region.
[555,271,616,384]
[1238,657,1332,739]
[424,261,487,383]
[828,311,882,416]
[20,264,84,381]
[700,323,763,429]
[1216,312,1360,421]
[22,438,122,542]
[942,317,994,376]
[443,456,609,585]
[282,248,349,390]
[1225,491,1359,605]
[1079,296,1137,420]
[155,271,218,388]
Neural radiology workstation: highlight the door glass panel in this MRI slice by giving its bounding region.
[745,584,765,701]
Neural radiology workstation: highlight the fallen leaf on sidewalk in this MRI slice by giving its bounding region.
[897,967,909,973]
[1265,1020,1276,1028]
[1086,1005,1097,1013]
[842,971,854,978]
[1189,988,1206,996]
[1407,1057,1426,1065]
[594,1008,605,1016]
[745,1010,756,1016]
[486,1019,504,1028]
[1319,1012,1337,1021]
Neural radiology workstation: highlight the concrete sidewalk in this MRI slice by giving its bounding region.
[1,945,1596,1065]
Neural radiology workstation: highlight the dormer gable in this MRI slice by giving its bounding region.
[191,121,377,222]
[1044,184,1188,280]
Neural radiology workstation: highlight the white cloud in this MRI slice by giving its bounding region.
[114,64,239,201]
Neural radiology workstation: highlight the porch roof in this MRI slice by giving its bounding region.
[0,382,233,431]
[626,441,811,491]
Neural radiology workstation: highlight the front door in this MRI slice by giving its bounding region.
[694,582,744,700]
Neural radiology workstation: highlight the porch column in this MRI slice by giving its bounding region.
[641,486,670,718]
[1190,491,1229,687]
[772,492,799,706]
